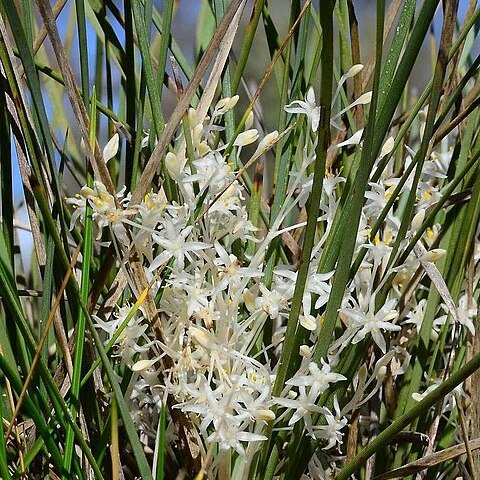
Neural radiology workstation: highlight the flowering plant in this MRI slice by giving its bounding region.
[1,1,480,479]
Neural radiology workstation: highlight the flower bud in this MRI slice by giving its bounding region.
[80,186,95,199]
[412,209,425,233]
[421,248,446,262]
[253,131,279,157]
[376,365,387,382]
[188,107,198,126]
[357,91,373,105]
[190,327,215,350]
[300,314,317,331]
[254,409,276,421]
[192,123,204,146]
[165,152,181,180]
[272,331,284,347]
[379,136,395,159]
[243,289,256,313]
[245,111,254,129]
[234,129,259,147]
[345,64,364,78]
[103,133,119,163]
[299,345,312,358]
[214,95,239,116]
[131,358,157,372]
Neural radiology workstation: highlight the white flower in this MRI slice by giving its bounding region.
[286,359,346,402]
[274,269,333,316]
[364,180,396,220]
[412,376,467,413]
[65,193,87,230]
[416,181,441,210]
[150,221,209,271]
[185,150,234,194]
[67,181,130,244]
[339,298,400,353]
[255,284,288,319]
[403,299,427,334]
[275,386,325,433]
[213,241,262,293]
[94,304,151,367]
[285,87,321,132]
[207,422,266,457]
[455,294,476,336]
[311,397,348,450]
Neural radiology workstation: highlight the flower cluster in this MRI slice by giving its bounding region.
[66,71,477,478]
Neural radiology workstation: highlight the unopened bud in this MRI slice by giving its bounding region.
[192,124,204,146]
[357,91,373,105]
[213,95,239,116]
[243,289,256,313]
[234,129,259,147]
[131,358,157,372]
[379,136,395,159]
[103,133,119,163]
[300,315,317,331]
[245,111,254,129]
[190,327,214,350]
[421,248,446,262]
[80,186,95,199]
[376,365,387,382]
[165,152,181,180]
[255,409,276,421]
[346,64,364,78]
[299,345,312,358]
[253,131,279,157]
[412,209,425,233]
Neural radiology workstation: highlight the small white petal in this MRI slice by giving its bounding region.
[306,86,316,105]
[131,359,157,372]
[103,133,119,163]
[300,315,317,331]
[383,310,398,322]
[379,136,395,159]
[335,129,364,148]
[245,111,255,130]
[141,133,150,149]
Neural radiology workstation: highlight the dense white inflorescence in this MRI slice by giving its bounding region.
[67,67,477,477]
